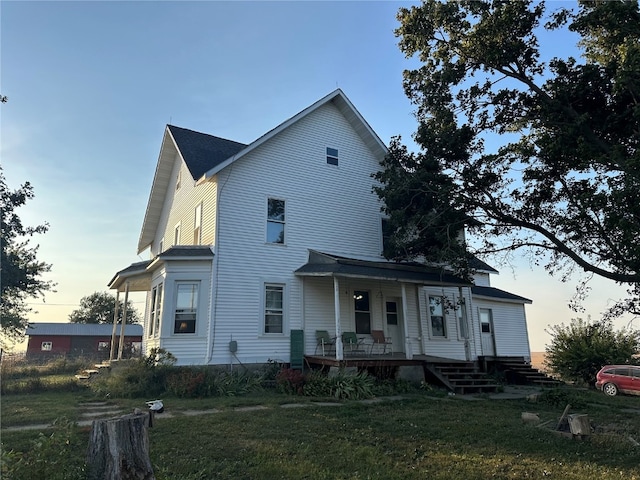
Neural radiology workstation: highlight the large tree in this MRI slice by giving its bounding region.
[1,167,55,342]
[375,0,640,313]
[69,291,140,325]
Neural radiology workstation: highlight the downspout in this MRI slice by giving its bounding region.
[205,166,233,364]
[205,243,217,364]
[109,290,120,362]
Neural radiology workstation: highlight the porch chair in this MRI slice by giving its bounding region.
[341,331,365,355]
[370,330,393,355]
[315,330,336,356]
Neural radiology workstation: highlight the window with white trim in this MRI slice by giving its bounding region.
[326,147,339,166]
[174,282,198,334]
[174,222,181,246]
[266,198,285,244]
[41,341,52,351]
[480,308,493,334]
[98,341,109,351]
[264,284,284,334]
[194,203,202,245]
[159,238,164,253]
[149,283,163,337]
[176,169,181,191]
[429,296,447,337]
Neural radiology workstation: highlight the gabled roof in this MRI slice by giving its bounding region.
[294,250,471,286]
[469,256,499,274]
[197,89,388,181]
[138,89,387,253]
[26,322,143,337]
[471,286,532,304]
[167,125,247,180]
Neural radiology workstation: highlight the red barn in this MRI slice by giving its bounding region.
[25,322,143,361]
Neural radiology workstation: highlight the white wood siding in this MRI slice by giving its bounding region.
[208,102,386,364]
[472,272,491,287]
[152,155,218,256]
[420,286,471,361]
[300,277,424,356]
[473,299,531,359]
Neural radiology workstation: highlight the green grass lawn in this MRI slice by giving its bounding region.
[2,388,639,480]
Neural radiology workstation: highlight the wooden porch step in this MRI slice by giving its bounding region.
[453,383,499,395]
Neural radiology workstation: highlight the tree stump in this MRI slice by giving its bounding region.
[86,411,155,480]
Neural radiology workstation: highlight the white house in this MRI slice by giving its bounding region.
[108,89,532,372]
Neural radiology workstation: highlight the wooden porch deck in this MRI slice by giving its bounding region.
[304,354,502,394]
[304,353,469,369]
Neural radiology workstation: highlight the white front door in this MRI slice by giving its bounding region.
[479,308,496,356]
[385,299,404,353]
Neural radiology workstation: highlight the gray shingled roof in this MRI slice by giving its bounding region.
[26,322,143,337]
[469,256,499,273]
[158,245,214,259]
[295,251,471,286]
[167,125,247,180]
[471,286,532,304]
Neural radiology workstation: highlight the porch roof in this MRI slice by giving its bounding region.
[294,250,471,286]
[471,285,532,304]
[108,246,214,292]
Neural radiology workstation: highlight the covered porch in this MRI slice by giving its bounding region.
[294,250,471,362]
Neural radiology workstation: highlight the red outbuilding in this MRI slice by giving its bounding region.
[25,322,143,361]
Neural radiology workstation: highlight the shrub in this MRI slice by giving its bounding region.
[276,368,306,395]
[1,418,85,480]
[212,370,262,397]
[545,318,640,386]
[537,387,588,409]
[166,368,208,398]
[303,370,375,400]
[89,351,173,398]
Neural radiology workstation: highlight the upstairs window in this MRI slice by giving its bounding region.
[267,198,285,244]
[176,170,181,191]
[174,222,181,246]
[429,296,446,337]
[174,282,199,334]
[326,147,339,166]
[194,203,202,245]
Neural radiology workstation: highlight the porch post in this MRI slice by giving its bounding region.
[109,291,120,362]
[401,283,412,359]
[333,276,343,360]
[117,282,130,360]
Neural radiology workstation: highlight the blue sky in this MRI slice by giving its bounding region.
[1,1,633,351]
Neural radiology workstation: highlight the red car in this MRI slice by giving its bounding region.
[595,365,640,396]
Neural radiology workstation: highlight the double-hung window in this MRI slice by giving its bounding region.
[174,282,198,334]
[429,295,446,337]
[267,198,285,244]
[194,203,202,245]
[174,222,181,246]
[149,283,163,337]
[264,284,284,334]
[326,147,339,166]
